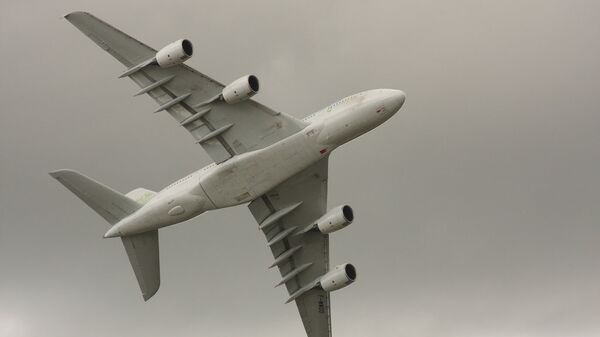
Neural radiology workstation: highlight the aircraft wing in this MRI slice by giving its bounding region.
[248,157,332,337]
[65,12,306,164]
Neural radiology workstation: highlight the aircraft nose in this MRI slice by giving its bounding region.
[388,90,406,112]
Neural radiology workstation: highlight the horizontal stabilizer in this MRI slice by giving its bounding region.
[50,169,141,225]
[121,230,160,301]
[126,187,157,205]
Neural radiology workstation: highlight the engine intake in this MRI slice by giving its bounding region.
[315,205,354,234]
[222,75,260,104]
[156,39,193,67]
[319,263,357,292]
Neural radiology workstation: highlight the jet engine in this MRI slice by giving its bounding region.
[156,39,193,67]
[222,75,260,104]
[315,205,354,234]
[319,263,357,292]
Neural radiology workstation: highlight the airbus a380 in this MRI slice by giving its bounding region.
[52,12,405,337]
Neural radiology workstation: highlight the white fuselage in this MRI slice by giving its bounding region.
[104,89,405,238]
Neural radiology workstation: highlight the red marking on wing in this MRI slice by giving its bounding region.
[320,148,327,154]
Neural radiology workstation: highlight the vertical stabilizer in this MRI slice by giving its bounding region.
[50,169,161,300]
[121,230,160,301]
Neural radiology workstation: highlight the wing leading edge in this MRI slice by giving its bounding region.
[64,11,306,164]
[248,158,332,337]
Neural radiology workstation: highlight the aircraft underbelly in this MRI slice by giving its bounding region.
[201,130,321,208]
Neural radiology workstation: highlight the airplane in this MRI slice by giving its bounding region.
[52,11,405,337]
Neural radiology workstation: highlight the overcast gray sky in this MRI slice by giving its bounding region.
[2,1,600,336]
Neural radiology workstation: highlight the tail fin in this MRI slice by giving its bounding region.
[49,169,141,225]
[121,230,160,300]
[50,170,161,300]
[122,187,160,300]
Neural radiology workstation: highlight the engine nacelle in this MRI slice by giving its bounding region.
[156,39,193,67]
[315,205,354,234]
[319,264,357,292]
[222,75,259,104]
